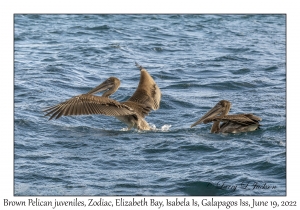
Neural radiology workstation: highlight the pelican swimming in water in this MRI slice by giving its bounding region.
[190,100,262,133]
[44,63,161,130]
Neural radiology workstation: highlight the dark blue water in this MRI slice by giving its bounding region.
[14,14,286,196]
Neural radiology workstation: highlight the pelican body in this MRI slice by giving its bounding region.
[44,63,161,130]
[191,100,262,134]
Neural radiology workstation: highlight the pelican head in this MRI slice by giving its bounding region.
[135,62,144,71]
[191,100,231,128]
[86,77,120,97]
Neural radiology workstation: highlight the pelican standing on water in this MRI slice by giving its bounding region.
[190,100,262,133]
[44,63,161,130]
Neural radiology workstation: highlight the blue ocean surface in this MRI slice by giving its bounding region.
[14,14,286,196]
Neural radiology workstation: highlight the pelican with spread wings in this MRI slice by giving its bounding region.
[191,100,261,133]
[44,63,161,130]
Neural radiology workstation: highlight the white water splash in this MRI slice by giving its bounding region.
[161,124,172,131]
[120,127,129,131]
[149,123,157,130]
[119,124,172,132]
[149,123,172,132]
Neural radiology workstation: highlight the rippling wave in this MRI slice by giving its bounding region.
[14,14,286,196]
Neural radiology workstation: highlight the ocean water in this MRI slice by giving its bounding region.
[14,14,286,196]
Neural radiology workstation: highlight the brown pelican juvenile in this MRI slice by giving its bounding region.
[190,100,261,133]
[44,63,161,130]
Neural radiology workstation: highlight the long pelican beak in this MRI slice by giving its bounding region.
[190,103,224,128]
[86,78,115,95]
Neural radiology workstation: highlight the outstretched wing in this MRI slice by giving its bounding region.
[44,94,136,120]
[128,65,161,114]
[122,101,152,118]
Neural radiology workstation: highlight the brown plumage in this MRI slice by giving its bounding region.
[190,100,262,133]
[44,63,161,130]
